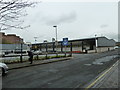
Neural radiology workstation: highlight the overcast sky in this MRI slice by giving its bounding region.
[4,0,118,43]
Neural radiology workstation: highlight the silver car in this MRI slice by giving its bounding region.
[0,63,8,76]
[33,50,42,55]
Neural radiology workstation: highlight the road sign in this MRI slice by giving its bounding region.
[62,38,68,46]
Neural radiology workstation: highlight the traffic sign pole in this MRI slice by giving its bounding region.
[62,38,68,57]
[65,45,66,57]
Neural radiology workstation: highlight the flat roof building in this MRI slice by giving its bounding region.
[32,36,116,53]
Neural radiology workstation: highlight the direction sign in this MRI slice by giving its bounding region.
[62,38,68,46]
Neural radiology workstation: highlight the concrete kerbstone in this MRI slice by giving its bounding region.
[8,57,73,70]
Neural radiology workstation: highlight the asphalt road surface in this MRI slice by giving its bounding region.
[2,49,118,88]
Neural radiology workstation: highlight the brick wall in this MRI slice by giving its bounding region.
[0,32,23,44]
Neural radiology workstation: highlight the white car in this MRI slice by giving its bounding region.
[0,52,5,57]
[0,63,8,76]
[33,50,42,55]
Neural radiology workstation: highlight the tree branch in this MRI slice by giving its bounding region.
[0,0,38,31]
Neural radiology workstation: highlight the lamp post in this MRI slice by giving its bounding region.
[53,26,58,41]
[53,26,58,56]
[34,37,38,44]
[52,38,55,52]
[95,34,97,53]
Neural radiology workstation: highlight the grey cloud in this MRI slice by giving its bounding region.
[100,24,108,28]
[42,11,77,25]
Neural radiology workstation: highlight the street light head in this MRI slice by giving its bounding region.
[44,40,47,43]
[53,26,57,27]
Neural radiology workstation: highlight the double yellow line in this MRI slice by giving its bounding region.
[85,60,118,89]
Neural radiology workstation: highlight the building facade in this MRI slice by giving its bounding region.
[0,32,26,54]
[0,32,23,44]
[32,36,116,53]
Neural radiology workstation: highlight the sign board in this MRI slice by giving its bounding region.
[62,38,68,46]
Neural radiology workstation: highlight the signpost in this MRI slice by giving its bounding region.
[62,38,68,57]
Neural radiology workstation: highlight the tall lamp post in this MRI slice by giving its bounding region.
[34,37,38,44]
[95,34,97,53]
[53,26,58,56]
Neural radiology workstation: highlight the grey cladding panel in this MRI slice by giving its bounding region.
[97,37,116,47]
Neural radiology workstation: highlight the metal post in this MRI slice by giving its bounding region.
[55,28,57,42]
[95,34,97,53]
[45,42,48,59]
[61,42,63,53]
[34,37,38,44]
[82,41,84,52]
[53,26,58,56]
[53,42,55,52]
[20,42,23,63]
[70,42,72,56]
[55,41,58,56]
[65,45,66,57]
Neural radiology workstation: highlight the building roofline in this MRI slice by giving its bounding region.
[33,36,107,45]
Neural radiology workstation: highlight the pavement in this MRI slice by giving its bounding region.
[84,60,119,88]
[7,57,73,70]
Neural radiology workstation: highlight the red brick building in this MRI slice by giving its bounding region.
[0,32,23,44]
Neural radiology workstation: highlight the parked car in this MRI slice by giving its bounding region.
[0,52,5,57]
[0,63,8,76]
[33,50,42,55]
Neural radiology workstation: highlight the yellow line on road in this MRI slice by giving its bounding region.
[85,61,118,89]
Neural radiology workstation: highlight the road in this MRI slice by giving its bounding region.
[2,49,118,88]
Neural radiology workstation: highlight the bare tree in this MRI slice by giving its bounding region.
[0,0,37,31]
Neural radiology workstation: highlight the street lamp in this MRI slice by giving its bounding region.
[53,25,58,56]
[95,34,97,53]
[52,38,55,52]
[34,37,37,44]
[53,26,58,42]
